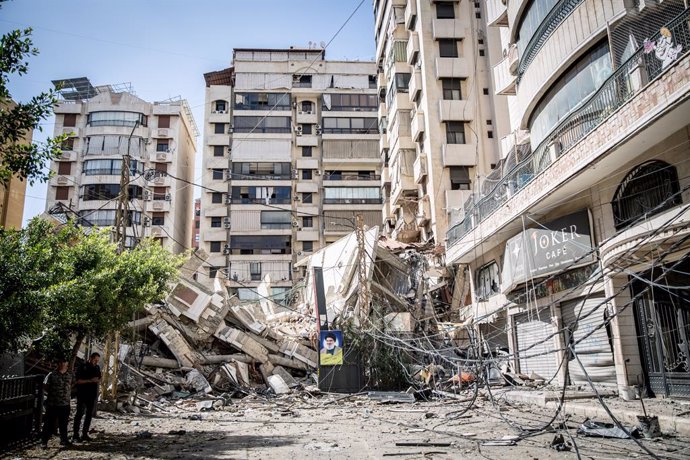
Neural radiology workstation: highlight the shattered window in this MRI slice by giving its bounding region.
[476,262,500,300]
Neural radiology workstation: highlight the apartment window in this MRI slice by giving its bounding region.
[60,137,75,150]
[233,116,291,133]
[368,75,377,89]
[231,186,291,204]
[250,262,262,281]
[302,216,313,228]
[156,140,170,152]
[261,211,292,229]
[479,49,485,57]
[488,131,494,139]
[441,79,462,100]
[322,94,378,112]
[195,220,200,229]
[214,123,226,134]
[58,162,72,175]
[158,115,170,129]
[301,101,313,112]
[55,186,69,200]
[302,170,312,180]
[439,39,459,58]
[483,88,489,95]
[214,100,227,112]
[155,162,168,174]
[293,75,312,88]
[210,241,222,253]
[476,262,500,300]
[486,120,493,126]
[213,145,225,157]
[445,121,466,144]
[87,111,147,127]
[303,241,314,252]
[449,166,471,190]
[212,169,224,180]
[152,187,167,201]
[302,193,313,204]
[83,184,142,201]
[475,12,481,19]
[301,124,312,135]
[321,117,378,134]
[230,235,291,255]
[302,146,312,157]
[208,266,220,279]
[152,212,165,226]
[63,114,77,127]
[235,93,291,111]
[436,2,455,18]
[211,216,222,228]
[211,192,223,204]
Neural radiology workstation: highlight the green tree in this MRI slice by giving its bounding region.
[0,218,183,361]
[1,26,66,185]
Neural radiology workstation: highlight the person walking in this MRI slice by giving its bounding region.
[41,357,72,449]
[73,352,101,442]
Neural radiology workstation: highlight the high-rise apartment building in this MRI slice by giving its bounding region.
[46,78,198,253]
[446,1,690,398]
[200,49,379,298]
[373,0,507,244]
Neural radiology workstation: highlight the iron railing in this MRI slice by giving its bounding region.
[447,7,690,248]
[517,0,585,82]
[0,375,44,449]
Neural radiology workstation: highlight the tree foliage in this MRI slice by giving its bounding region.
[0,27,66,185]
[0,218,183,357]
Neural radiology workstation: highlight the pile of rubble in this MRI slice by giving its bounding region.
[104,250,320,411]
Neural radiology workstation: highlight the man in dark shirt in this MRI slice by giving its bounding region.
[73,352,101,442]
[41,357,72,448]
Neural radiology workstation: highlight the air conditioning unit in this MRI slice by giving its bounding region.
[228,124,234,133]
[295,126,303,136]
[152,201,164,210]
[165,193,171,201]
[223,244,231,255]
[154,176,165,185]
[156,153,167,161]
[297,251,303,256]
[314,170,322,175]
[143,216,151,227]
[143,191,152,201]
[224,217,231,229]
[56,176,69,185]
[315,124,322,135]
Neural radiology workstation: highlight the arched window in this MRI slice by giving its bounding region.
[612,161,681,230]
[213,100,228,112]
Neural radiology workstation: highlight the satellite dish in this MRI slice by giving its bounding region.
[308,41,313,48]
[320,41,326,49]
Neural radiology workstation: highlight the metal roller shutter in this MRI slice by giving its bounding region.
[515,308,560,381]
[561,297,616,385]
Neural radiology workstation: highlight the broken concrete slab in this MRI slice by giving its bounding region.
[267,375,290,395]
[272,366,298,388]
[279,340,317,369]
[148,318,199,367]
[214,325,269,363]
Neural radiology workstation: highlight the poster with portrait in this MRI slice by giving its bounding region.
[319,330,344,366]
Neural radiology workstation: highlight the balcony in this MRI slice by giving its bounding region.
[411,109,424,141]
[438,99,473,122]
[208,111,229,123]
[296,111,318,124]
[445,189,472,212]
[434,58,469,79]
[407,33,419,65]
[295,135,318,147]
[296,230,319,241]
[442,144,476,167]
[493,55,517,96]
[405,0,416,29]
[323,173,381,182]
[486,0,508,27]
[432,19,467,40]
[413,154,427,184]
[446,8,690,256]
[416,195,431,226]
[409,69,422,103]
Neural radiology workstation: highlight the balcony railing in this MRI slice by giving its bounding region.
[447,8,690,247]
[229,198,292,205]
[323,174,381,181]
[323,198,383,204]
[228,172,291,181]
[517,0,585,83]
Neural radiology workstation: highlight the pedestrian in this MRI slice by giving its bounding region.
[73,352,101,442]
[41,357,72,449]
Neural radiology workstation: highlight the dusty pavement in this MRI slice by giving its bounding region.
[9,393,690,460]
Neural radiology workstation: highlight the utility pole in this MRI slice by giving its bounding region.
[355,214,370,321]
[101,120,139,409]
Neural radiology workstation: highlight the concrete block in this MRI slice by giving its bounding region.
[272,365,298,388]
[214,326,269,363]
[267,375,290,394]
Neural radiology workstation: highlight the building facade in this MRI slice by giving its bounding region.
[47,78,198,254]
[0,101,32,229]
[446,0,690,398]
[192,198,201,249]
[373,0,507,244]
[199,49,380,298]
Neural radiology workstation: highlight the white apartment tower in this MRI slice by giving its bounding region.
[446,1,690,398]
[200,49,379,298]
[47,78,198,253]
[373,0,507,244]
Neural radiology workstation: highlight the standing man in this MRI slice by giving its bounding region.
[73,352,101,442]
[41,357,72,449]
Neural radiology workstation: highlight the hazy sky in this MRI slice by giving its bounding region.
[0,0,376,226]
